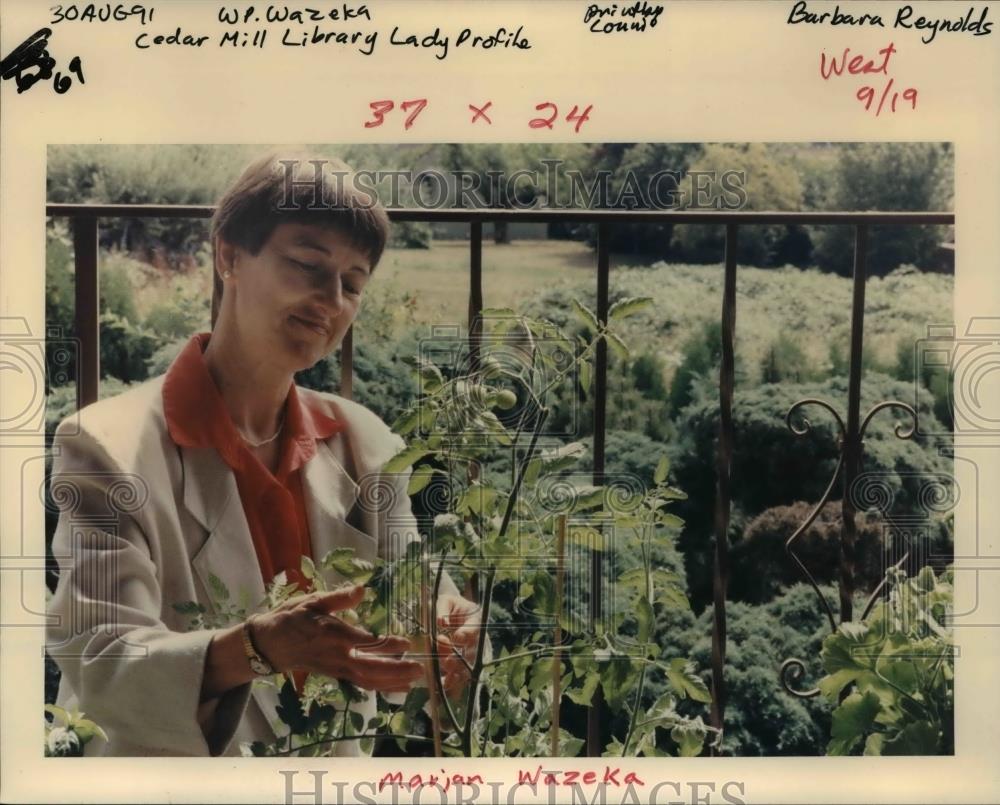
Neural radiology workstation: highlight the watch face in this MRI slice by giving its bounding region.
[249,657,272,676]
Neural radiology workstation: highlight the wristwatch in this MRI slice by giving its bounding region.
[242,616,275,676]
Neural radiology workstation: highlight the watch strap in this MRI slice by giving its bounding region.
[242,616,275,676]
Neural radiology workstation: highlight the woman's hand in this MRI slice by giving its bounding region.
[251,584,424,693]
[433,593,482,698]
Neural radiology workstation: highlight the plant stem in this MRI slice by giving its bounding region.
[481,646,553,669]
[460,407,550,756]
[420,577,444,757]
[431,550,463,735]
[551,513,566,756]
[272,733,432,756]
[621,666,646,756]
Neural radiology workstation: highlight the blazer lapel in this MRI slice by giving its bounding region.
[183,445,267,613]
[180,445,282,735]
[302,439,379,586]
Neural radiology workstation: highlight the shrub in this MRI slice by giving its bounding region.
[389,220,432,249]
[670,372,952,609]
[734,502,883,604]
[653,583,845,756]
[99,313,160,384]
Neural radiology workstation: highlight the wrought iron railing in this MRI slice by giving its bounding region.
[45,203,954,755]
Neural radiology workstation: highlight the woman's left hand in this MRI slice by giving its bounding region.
[433,593,482,697]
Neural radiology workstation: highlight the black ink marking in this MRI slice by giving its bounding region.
[0,28,84,94]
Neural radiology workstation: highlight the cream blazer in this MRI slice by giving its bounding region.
[46,374,461,757]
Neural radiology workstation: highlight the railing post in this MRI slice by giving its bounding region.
[468,221,483,373]
[840,224,869,624]
[72,216,100,409]
[710,223,738,750]
[466,221,483,600]
[587,220,610,757]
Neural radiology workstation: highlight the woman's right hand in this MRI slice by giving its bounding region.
[249,584,424,693]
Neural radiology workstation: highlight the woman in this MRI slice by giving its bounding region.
[46,153,480,756]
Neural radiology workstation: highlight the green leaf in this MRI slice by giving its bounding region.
[300,555,316,581]
[653,455,670,485]
[565,670,600,706]
[571,298,600,333]
[599,658,638,711]
[69,718,108,744]
[655,582,691,612]
[579,359,592,397]
[402,686,430,719]
[208,573,230,602]
[417,362,444,394]
[863,732,885,756]
[616,568,647,592]
[384,446,431,474]
[477,411,513,445]
[828,691,881,755]
[604,331,629,361]
[523,457,543,487]
[914,565,937,593]
[322,548,376,584]
[304,703,335,731]
[557,730,585,757]
[528,657,559,696]
[276,679,308,734]
[349,710,364,734]
[571,485,606,512]
[391,408,420,436]
[881,720,941,755]
[671,720,706,757]
[456,483,497,516]
[608,296,653,322]
[526,569,557,616]
[407,465,436,495]
[656,512,685,529]
[44,704,69,725]
[666,658,712,704]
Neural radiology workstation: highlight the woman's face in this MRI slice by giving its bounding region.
[220,221,372,372]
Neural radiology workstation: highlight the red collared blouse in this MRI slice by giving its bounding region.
[163,332,346,595]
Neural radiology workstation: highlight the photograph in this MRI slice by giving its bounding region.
[42,142,956,762]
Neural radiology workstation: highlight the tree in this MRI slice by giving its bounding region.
[672,144,808,267]
[811,143,952,276]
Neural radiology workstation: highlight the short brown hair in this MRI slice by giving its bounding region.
[210,152,390,326]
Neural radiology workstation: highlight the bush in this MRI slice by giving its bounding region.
[99,313,160,384]
[143,288,210,340]
[670,372,952,610]
[653,583,844,755]
[760,334,820,384]
[735,502,882,605]
[295,335,418,427]
[389,221,432,249]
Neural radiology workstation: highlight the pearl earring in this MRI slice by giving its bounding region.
[223,270,232,279]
